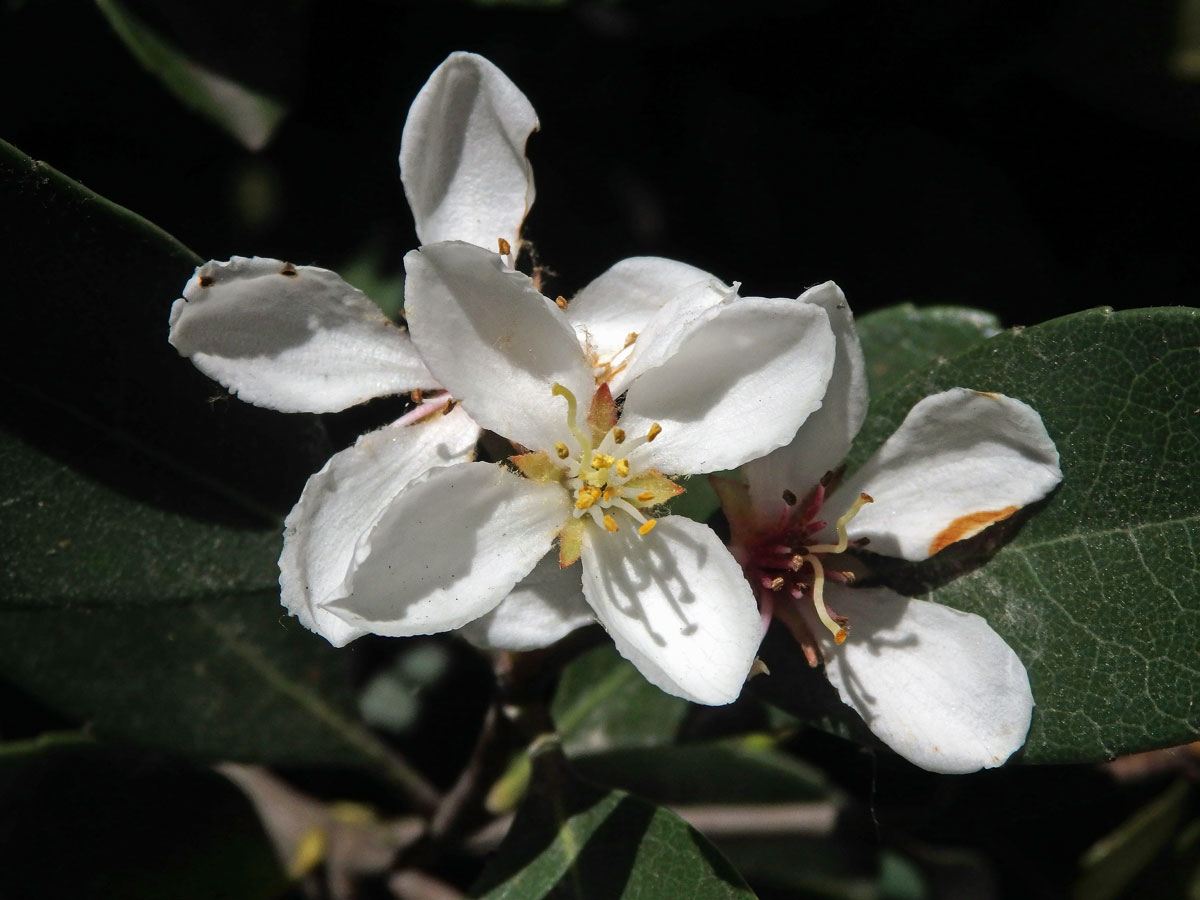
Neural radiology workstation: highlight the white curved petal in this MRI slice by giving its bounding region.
[579,516,762,706]
[169,257,433,413]
[327,462,569,637]
[811,585,1034,774]
[404,242,595,451]
[743,282,868,516]
[620,298,836,475]
[279,406,481,646]
[616,278,739,397]
[829,389,1062,560]
[566,257,729,394]
[400,52,538,256]
[459,552,593,651]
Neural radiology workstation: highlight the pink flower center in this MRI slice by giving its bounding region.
[733,479,872,662]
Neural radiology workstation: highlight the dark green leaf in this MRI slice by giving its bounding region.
[0,586,436,801]
[849,307,1200,763]
[96,0,287,151]
[472,744,756,899]
[552,643,689,756]
[855,303,1000,398]
[1,428,279,607]
[0,736,287,900]
[0,137,327,525]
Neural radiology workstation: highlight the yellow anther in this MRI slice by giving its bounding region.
[591,452,616,469]
[624,332,638,348]
[603,515,619,533]
[498,237,512,255]
[612,428,626,444]
[602,485,619,502]
[575,486,601,510]
[768,576,785,591]
[638,518,657,536]
[636,490,655,503]
[555,295,568,310]
[647,423,662,442]
[615,458,630,478]
[554,442,570,459]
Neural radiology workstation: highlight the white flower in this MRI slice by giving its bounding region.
[311,240,838,705]
[716,283,1063,771]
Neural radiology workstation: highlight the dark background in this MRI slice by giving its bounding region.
[5,0,1200,325]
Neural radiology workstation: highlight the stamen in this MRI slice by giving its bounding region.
[615,458,630,478]
[768,576,785,591]
[498,237,512,255]
[647,423,662,442]
[603,514,619,533]
[555,295,568,310]
[612,428,626,444]
[636,490,654,502]
[602,486,618,503]
[807,493,873,555]
[554,442,570,460]
[782,489,797,506]
[638,519,657,536]
[410,388,424,404]
[591,452,616,469]
[807,554,847,644]
[623,332,638,348]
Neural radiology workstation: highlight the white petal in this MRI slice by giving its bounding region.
[830,389,1062,560]
[620,298,836,475]
[404,242,595,451]
[169,257,433,413]
[812,585,1034,774]
[459,552,594,651]
[617,279,739,396]
[743,282,868,517]
[327,462,569,637]
[278,406,481,646]
[400,52,538,256]
[579,516,763,706]
[566,257,730,395]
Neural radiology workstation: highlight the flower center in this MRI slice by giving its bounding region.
[740,480,872,646]
[551,383,663,536]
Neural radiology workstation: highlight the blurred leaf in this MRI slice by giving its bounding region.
[846,306,1200,763]
[574,743,883,899]
[855,303,1000,398]
[1075,780,1191,900]
[96,0,287,151]
[572,741,832,805]
[0,736,287,900]
[552,643,689,756]
[667,470,723,524]
[472,744,756,899]
[1,428,278,607]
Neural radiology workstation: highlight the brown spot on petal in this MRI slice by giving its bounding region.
[929,506,1020,555]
